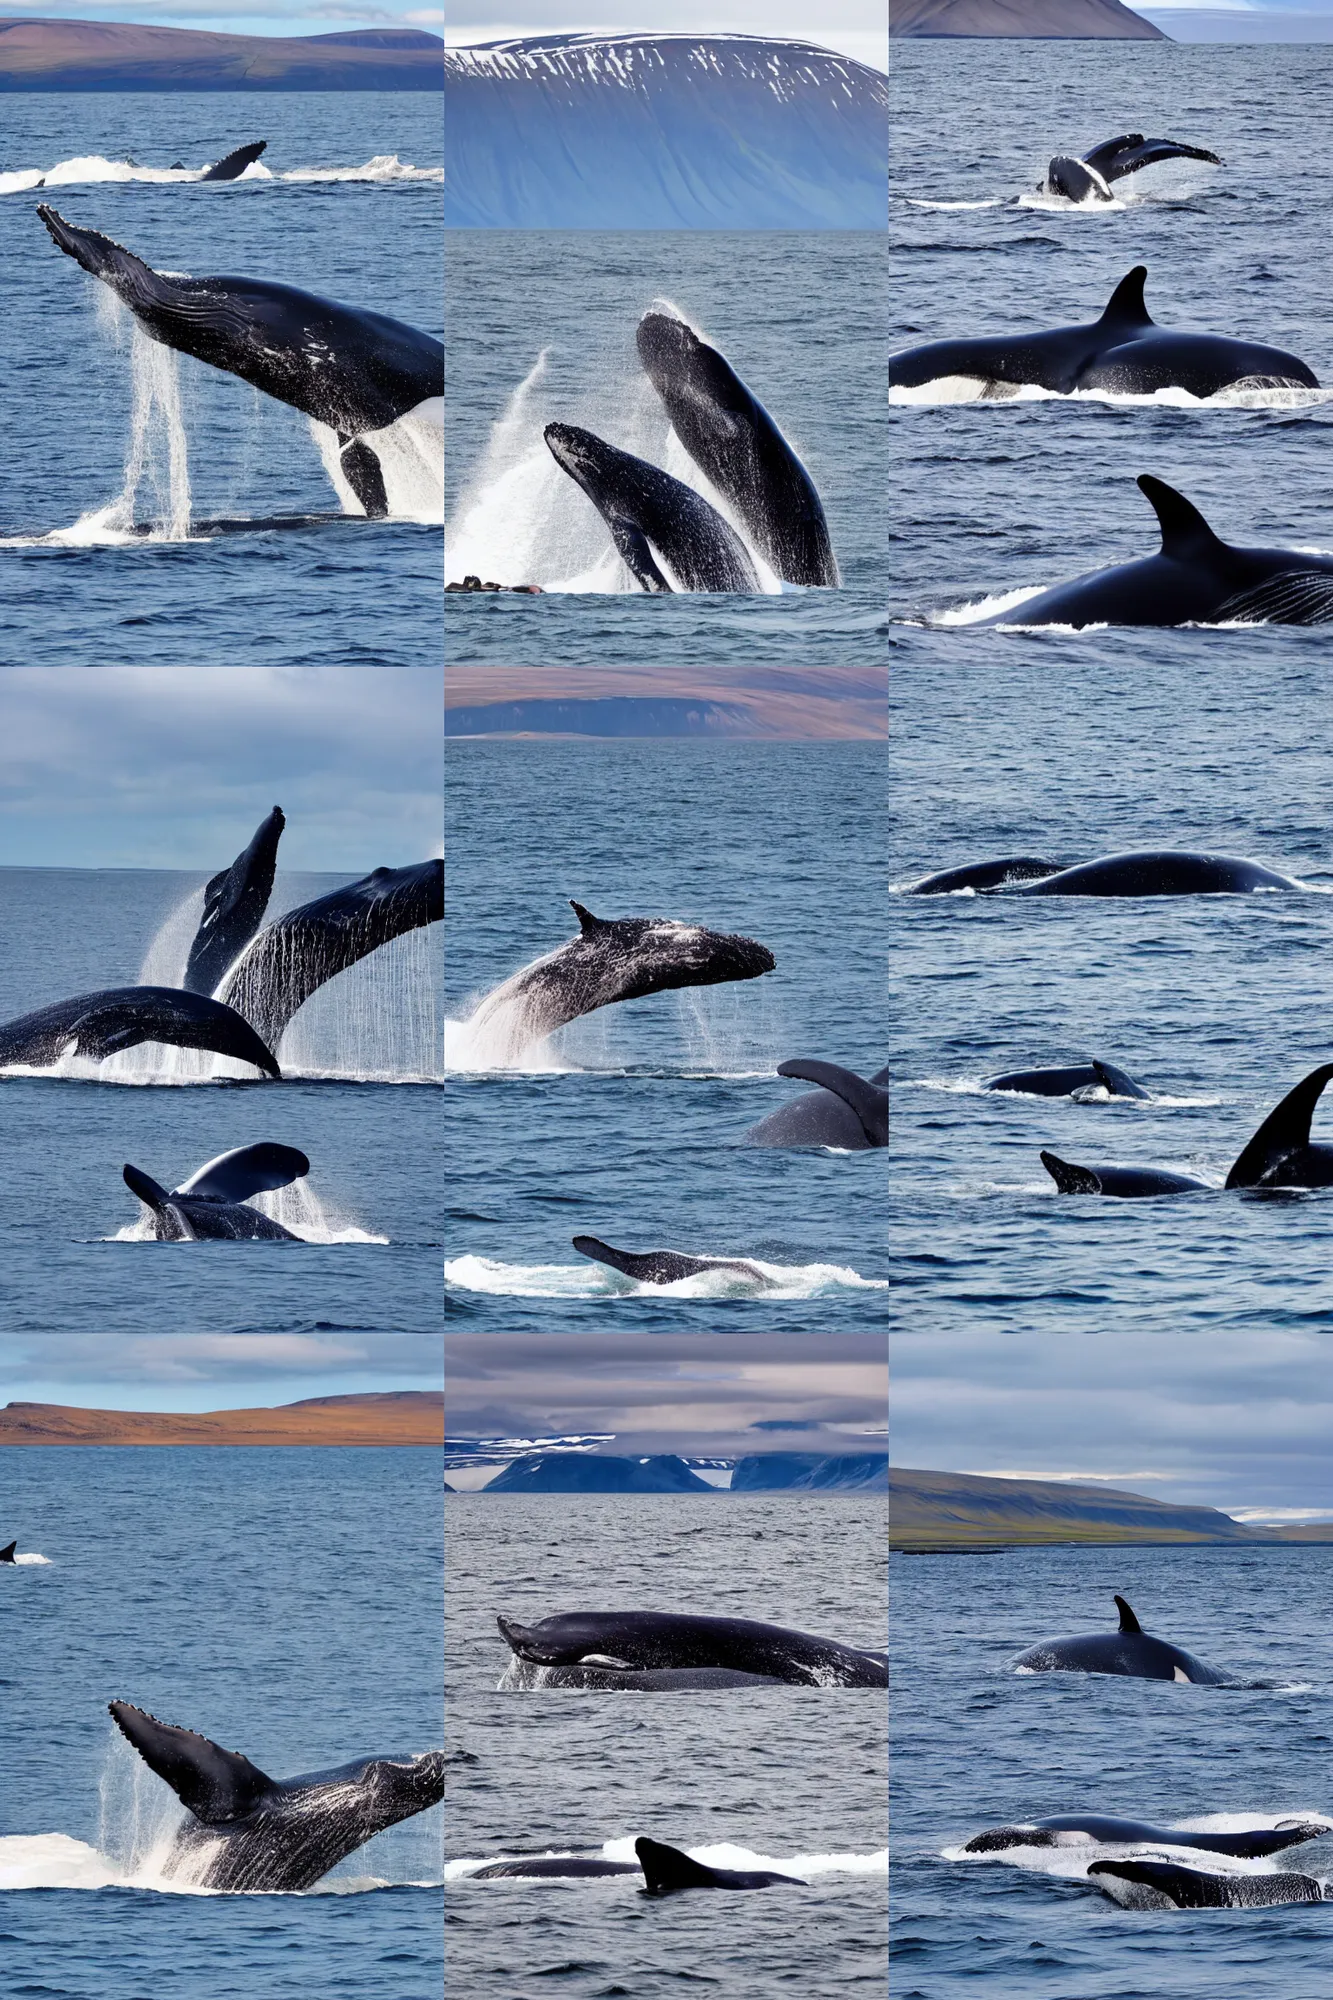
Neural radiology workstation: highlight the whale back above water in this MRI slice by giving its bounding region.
[183,806,284,997]
[0,987,280,1078]
[744,1058,889,1147]
[572,1234,773,1287]
[123,1141,309,1241]
[636,310,838,586]
[965,1815,1327,1858]
[987,1059,1149,1100]
[109,1700,445,1892]
[497,1608,889,1687]
[905,858,1065,895]
[1040,1151,1208,1198]
[636,1835,804,1894]
[1089,1857,1325,1909]
[543,421,761,593]
[973,475,1333,629]
[995,850,1302,897]
[1014,1595,1227,1683]
[471,1855,642,1879]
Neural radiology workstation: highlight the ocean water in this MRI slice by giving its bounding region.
[0,93,442,668]
[447,1493,887,1998]
[892,1542,1333,1999]
[444,230,888,664]
[444,742,886,1332]
[0,1446,442,1998]
[0,866,441,1362]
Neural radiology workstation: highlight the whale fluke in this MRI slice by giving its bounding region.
[1098,266,1152,329]
[775,1058,888,1147]
[1081,134,1224,181]
[0,987,280,1079]
[572,1235,773,1287]
[635,1836,804,1895]
[0,1541,16,1563]
[1114,1595,1141,1634]
[216,858,443,1049]
[123,1144,308,1241]
[200,141,267,183]
[1137,475,1227,564]
[1040,1151,1103,1194]
[110,1702,274,1823]
[184,806,285,997]
[1225,1063,1333,1189]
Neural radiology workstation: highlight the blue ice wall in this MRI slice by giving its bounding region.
[445,33,889,229]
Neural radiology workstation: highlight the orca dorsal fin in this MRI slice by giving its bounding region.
[1225,1063,1333,1189]
[570,901,606,935]
[1040,1150,1102,1195]
[635,1836,723,1893]
[1098,266,1153,329]
[109,1702,274,1825]
[776,1058,888,1146]
[1137,476,1228,562]
[1115,1594,1142,1634]
[0,1540,16,1561]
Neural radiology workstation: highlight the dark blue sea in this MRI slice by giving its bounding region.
[892,1542,1333,1999]
[444,742,886,1333]
[0,1446,442,1997]
[0,866,441,1394]
[447,1492,887,1998]
[0,93,442,668]
[444,230,888,665]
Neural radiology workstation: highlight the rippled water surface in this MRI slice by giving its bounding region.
[447,1493,887,1998]
[0,1447,442,1997]
[1,94,442,667]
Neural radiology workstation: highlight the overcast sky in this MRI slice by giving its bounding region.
[0,668,441,871]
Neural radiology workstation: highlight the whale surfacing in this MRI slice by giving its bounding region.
[1015,1595,1227,1683]
[964,1814,1327,1859]
[497,1610,889,1688]
[1089,1857,1325,1910]
[1046,133,1223,203]
[637,1836,804,1895]
[745,1059,889,1147]
[910,850,1303,898]
[123,1142,310,1241]
[0,988,280,1078]
[109,1701,445,1892]
[986,1059,1149,1100]
[572,1235,774,1287]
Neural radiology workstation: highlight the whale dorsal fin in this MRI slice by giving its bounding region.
[1225,1063,1333,1189]
[1091,1059,1149,1101]
[570,901,606,935]
[1115,1595,1141,1634]
[1040,1150,1102,1194]
[1137,475,1228,563]
[776,1058,888,1146]
[1098,266,1153,329]
[0,1541,16,1561]
[109,1702,273,1825]
[635,1837,724,1893]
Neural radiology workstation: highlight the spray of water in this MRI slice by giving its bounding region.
[69,310,193,542]
[311,397,444,523]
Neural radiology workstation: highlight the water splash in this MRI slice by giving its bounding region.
[276,929,443,1082]
[311,396,443,523]
[72,313,192,542]
[445,1254,888,1299]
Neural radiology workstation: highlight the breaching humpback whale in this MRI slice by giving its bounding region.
[1014,1595,1228,1683]
[0,988,280,1078]
[214,859,443,1050]
[462,900,774,1058]
[986,1059,1149,1100]
[543,423,761,593]
[636,311,838,586]
[1043,1061,1333,1196]
[907,850,1304,897]
[1044,134,1223,204]
[183,806,285,998]
[1088,1856,1327,1909]
[745,1059,888,1148]
[38,206,444,519]
[123,1142,310,1241]
[572,1235,775,1288]
[963,475,1333,629]
[497,1610,889,1688]
[109,1701,445,1892]
[963,1814,1327,1859]
[890,267,1316,399]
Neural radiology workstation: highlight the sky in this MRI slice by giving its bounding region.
[0,667,441,871]
[1138,0,1333,31]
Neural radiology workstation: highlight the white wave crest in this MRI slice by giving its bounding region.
[448,1838,887,1882]
[445,1254,887,1300]
[0,154,438,196]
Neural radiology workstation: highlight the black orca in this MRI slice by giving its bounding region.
[904,858,1066,894]
[1045,133,1223,203]
[0,1541,16,1563]
[1089,1857,1325,1909]
[215,859,443,1051]
[1043,1062,1333,1197]
[744,1059,889,1148]
[967,476,1333,629]
[890,267,1315,399]
[1014,1595,1227,1683]
[635,310,839,586]
[200,141,268,183]
[497,1610,889,1688]
[461,900,774,1058]
[183,806,285,998]
[38,207,443,519]
[543,422,761,593]
[0,988,280,1078]
[572,1235,775,1288]
[470,1855,642,1879]
[911,851,1303,897]
[109,1701,444,1892]
[637,1836,804,1895]
[964,1814,1327,1858]
[986,1059,1149,1100]
[123,1142,310,1241]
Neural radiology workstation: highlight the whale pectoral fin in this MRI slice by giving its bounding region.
[1136,476,1227,563]
[1225,1062,1333,1187]
[1114,1594,1142,1633]
[200,141,267,183]
[635,1837,724,1894]
[1081,133,1145,174]
[338,436,389,519]
[1040,1151,1102,1195]
[1097,267,1153,330]
[109,1702,273,1824]
[775,1058,887,1147]
[571,1235,630,1273]
[177,1143,310,1203]
[123,1164,172,1214]
[608,520,672,593]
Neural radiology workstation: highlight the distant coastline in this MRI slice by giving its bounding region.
[0,1392,444,1445]
[891,0,1165,38]
[0,20,444,91]
[444,665,889,743]
[891,1466,1333,1547]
